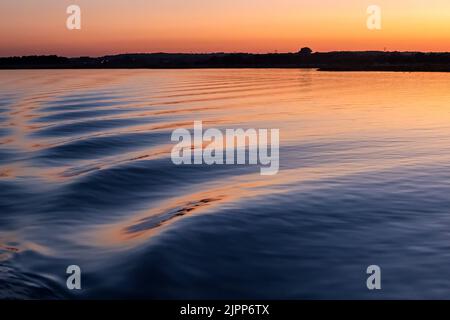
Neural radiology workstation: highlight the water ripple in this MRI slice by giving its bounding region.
[2,69,450,299]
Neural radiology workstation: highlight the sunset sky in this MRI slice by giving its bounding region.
[1,0,450,57]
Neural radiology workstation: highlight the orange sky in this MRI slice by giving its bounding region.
[1,0,450,56]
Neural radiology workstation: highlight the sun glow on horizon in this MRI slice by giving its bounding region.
[1,0,450,57]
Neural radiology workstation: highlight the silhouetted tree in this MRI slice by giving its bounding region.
[298,47,313,55]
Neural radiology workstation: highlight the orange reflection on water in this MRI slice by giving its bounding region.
[2,69,450,253]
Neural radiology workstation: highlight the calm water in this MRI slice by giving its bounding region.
[1,69,450,299]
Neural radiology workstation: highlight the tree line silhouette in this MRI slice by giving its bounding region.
[2,48,450,71]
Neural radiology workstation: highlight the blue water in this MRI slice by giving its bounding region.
[1,69,450,299]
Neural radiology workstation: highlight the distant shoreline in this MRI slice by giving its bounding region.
[2,51,450,72]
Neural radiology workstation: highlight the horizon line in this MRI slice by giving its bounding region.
[3,49,450,59]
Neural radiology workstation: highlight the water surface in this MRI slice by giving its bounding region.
[1,69,450,299]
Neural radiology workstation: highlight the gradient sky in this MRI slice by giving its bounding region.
[1,0,450,56]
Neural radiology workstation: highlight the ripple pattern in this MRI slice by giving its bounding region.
[1,69,450,299]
